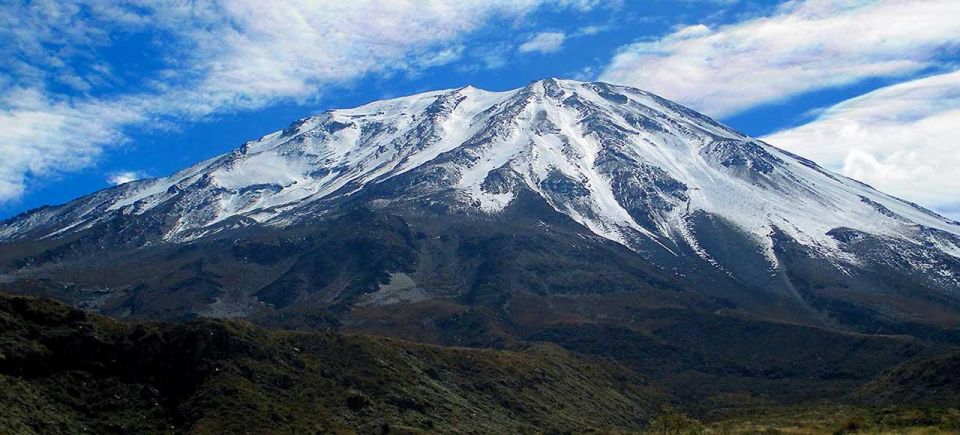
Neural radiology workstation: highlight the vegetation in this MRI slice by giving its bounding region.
[702,405,960,434]
[3,294,960,434]
[0,294,661,434]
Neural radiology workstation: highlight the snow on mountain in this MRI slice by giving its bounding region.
[2,79,959,271]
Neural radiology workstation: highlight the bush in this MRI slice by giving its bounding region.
[647,406,704,435]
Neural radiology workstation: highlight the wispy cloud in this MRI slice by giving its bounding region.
[0,0,591,204]
[107,170,148,185]
[764,70,960,220]
[599,0,960,117]
[519,32,567,54]
[0,88,146,201]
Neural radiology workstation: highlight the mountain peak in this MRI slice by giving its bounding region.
[1,80,958,278]
[2,78,960,332]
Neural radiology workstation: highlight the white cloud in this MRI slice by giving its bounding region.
[0,0,590,205]
[575,25,605,36]
[0,88,146,201]
[107,170,147,185]
[763,71,960,220]
[599,0,960,116]
[519,32,566,54]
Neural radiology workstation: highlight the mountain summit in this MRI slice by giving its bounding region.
[1,79,959,332]
[4,79,957,254]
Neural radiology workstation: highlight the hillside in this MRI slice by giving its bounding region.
[857,351,960,407]
[4,294,960,434]
[0,294,661,434]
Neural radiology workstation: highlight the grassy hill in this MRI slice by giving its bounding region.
[4,294,960,434]
[0,294,662,434]
[857,351,960,407]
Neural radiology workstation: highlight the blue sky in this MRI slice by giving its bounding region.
[1,0,958,220]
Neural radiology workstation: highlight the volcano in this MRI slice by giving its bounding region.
[2,80,959,408]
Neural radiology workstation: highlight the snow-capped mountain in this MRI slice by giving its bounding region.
[1,79,959,327]
[4,79,958,262]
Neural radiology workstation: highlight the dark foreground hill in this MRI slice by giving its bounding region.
[858,351,960,407]
[0,294,662,434]
[4,294,960,434]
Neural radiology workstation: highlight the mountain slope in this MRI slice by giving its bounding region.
[858,351,960,407]
[3,79,959,328]
[0,294,662,434]
[4,79,957,262]
[3,78,960,413]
